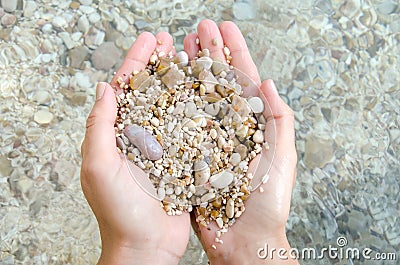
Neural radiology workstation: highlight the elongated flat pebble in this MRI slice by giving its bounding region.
[124,125,163,160]
[201,192,216,202]
[216,217,223,229]
[247,97,264,113]
[210,170,234,189]
[226,198,234,218]
[197,56,213,70]
[199,70,218,93]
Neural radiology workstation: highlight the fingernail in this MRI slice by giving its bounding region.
[96,82,106,101]
[269,80,279,96]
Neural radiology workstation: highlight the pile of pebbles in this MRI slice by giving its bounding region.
[114,47,268,239]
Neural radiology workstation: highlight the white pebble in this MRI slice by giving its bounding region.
[34,109,54,124]
[124,125,163,161]
[176,51,189,67]
[210,128,218,139]
[201,192,216,203]
[253,130,264,143]
[210,171,234,189]
[229,153,241,166]
[150,117,160,127]
[196,57,213,70]
[247,96,264,114]
[150,54,158,64]
[226,198,235,218]
[223,46,231,56]
[2,0,18,12]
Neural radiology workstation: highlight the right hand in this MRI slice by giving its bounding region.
[185,19,298,265]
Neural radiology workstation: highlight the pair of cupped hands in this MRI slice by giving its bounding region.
[80,20,298,265]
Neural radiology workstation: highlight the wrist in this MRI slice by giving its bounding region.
[208,233,299,265]
[98,241,180,265]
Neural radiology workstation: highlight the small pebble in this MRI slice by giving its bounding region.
[184,102,197,117]
[226,198,235,218]
[1,13,16,26]
[210,170,234,189]
[223,46,231,56]
[247,97,264,114]
[229,153,241,166]
[196,57,213,70]
[149,54,158,64]
[253,130,264,143]
[2,0,18,12]
[150,117,160,127]
[176,51,189,67]
[34,109,54,124]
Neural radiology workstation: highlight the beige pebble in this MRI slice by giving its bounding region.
[210,128,218,139]
[216,217,223,229]
[201,192,216,203]
[226,198,234,218]
[150,117,160,127]
[199,70,218,93]
[210,170,234,189]
[253,130,264,143]
[247,97,264,114]
[149,54,158,64]
[223,46,231,56]
[234,144,248,160]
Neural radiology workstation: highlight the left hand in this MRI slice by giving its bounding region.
[80,32,190,265]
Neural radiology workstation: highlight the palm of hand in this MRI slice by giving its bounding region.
[185,20,297,259]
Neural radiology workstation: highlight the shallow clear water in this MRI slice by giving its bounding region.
[0,0,399,264]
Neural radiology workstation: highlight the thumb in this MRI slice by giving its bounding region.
[260,79,295,151]
[81,82,119,163]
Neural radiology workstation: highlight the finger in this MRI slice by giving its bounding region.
[248,80,296,189]
[219,21,261,97]
[155,31,175,56]
[81,82,119,164]
[110,32,157,89]
[260,80,295,152]
[184,33,200,60]
[197,19,226,62]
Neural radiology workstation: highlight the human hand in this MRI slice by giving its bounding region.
[185,20,298,264]
[80,32,190,265]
